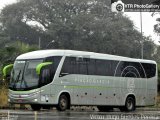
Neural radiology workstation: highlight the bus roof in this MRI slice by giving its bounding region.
[16,49,156,64]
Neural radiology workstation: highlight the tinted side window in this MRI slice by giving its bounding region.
[88,59,96,75]
[115,61,145,78]
[141,63,156,78]
[61,57,119,76]
[45,56,62,72]
[40,56,62,84]
[61,57,88,75]
[95,59,106,76]
[87,59,118,76]
[53,57,62,70]
[39,63,55,87]
[77,58,88,75]
[106,60,118,76]
[61,57,71,74]
[40,68,53,86]
[61,57,156,78]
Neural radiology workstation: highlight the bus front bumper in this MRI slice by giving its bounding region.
[8,90,40,104]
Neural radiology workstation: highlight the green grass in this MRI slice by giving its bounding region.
[0,87,8,107]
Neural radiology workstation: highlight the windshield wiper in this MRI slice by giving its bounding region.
[13,70,21,89]
[20,68,28,88]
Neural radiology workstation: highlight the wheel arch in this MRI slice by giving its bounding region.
[57,90,71,109]
[124,93,136,106]
[125,94,136,106]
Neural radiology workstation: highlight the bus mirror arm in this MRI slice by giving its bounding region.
[59,73,69,77]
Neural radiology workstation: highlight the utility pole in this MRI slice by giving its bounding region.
[140,0,143,59]
[140,11,143,59]
[39,37,41,49]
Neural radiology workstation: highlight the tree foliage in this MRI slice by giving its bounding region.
[0,0,155,59]
[0,41,38,78]
[157,63,160,91]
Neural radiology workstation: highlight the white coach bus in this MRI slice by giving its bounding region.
[3,50,157,112]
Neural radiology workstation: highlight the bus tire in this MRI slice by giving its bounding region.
[56,94,68,111]
[124,96,135,112]
[31,104,41,111]
[97,106,113,112]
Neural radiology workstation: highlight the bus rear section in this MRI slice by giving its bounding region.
[57,55,157,112]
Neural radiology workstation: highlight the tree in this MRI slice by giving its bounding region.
[0,26,10,47]
[143,36,156,59]
[152,0,160,35]
[0,41,38,79]
[0,0,155,59]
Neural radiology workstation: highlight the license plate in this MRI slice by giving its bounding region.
[17,100,23,102]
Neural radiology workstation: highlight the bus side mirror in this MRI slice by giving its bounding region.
[2,64,13,80]
[36,62,53,76]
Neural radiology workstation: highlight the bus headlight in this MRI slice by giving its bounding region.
[34,99,38,102]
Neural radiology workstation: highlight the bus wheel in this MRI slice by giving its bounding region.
[31,104,41,111]
[97,106,113,112]
[124,97,135,112]
[56,94,68,111]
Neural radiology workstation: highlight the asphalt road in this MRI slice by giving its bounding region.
[0,108,160,120]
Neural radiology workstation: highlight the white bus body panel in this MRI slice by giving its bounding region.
[9,50,157,107]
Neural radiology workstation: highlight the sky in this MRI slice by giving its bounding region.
[125,12,159,45]
[0,0,17,10]
[0,0,159,45]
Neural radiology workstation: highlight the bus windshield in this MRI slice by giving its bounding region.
[9,59,43,91]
